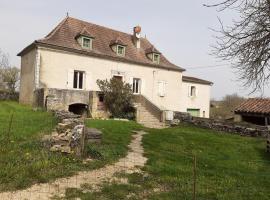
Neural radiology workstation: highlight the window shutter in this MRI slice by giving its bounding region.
[195,87,198,97]
[129,76,133,86]
[188,86,191,97]
[67,69,74,89]
[158,81,165,97]
[85,72,91,90]
[164,81,167,96]
[141,79,145,94]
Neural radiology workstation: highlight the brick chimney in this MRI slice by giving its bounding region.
[133,26,141,49]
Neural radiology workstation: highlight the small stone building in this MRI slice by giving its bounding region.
[234,98,270,126]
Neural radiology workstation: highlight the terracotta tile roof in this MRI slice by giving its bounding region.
[18,17,184,72]
[235,98,270,115]
[182,75,213,85]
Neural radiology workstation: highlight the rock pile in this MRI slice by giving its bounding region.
[43,110,103,156]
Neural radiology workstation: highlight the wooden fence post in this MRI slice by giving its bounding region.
[7,112,14,143]
[193,154,197,200]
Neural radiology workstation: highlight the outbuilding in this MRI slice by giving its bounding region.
[234,98,270,126]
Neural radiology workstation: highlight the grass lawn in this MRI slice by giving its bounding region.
[0,101,141,192]
[64,123,270,200]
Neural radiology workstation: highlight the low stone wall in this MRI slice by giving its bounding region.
[42,110,102,157]
[174,112,269,138]
[0,91,19,101]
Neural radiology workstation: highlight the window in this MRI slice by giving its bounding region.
[82,37,92,49]
[113,75,123,81]
[117,45,125,56]
[132,78,141,94]
[158,81,166,97]
[73,71,84,89]
[190,86,196,97]
[98,93,104,102]
[153,53,160,64]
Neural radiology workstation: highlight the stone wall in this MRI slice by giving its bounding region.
[42,110,102,157]
[0,91,19,101]
[33,88,109,118]
[174,112,269,138]
[45,88,90,111]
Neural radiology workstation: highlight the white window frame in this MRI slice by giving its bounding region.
[153,53,160,64]
[117,45,125,56]
[82,36,92,49]
[73,70,85,90]
[132,78,141,94]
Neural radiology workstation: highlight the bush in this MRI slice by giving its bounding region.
[97,78,135,119]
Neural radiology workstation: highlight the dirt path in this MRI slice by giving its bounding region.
[0,131,147,200]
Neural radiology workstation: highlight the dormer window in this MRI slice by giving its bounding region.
[76,27,94,50]
[110,37,127,57]
[146,46,161,64]
[82,36,92,49]
[153,53,160,64]
[117,45,125,56]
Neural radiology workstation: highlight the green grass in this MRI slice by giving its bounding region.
[0,101,141,192]
[63,123,270,200]
[141,124,270,199]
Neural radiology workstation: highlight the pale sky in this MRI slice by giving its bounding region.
[0,0,269,99]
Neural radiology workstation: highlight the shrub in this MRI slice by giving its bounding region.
[97,78,135,119]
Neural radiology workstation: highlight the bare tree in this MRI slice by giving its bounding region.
[205,0,270,92]
[0,50,20,92]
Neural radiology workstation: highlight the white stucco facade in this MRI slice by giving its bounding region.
[179,81,211,118]
[19,46,212,117]
[38,47,183,112]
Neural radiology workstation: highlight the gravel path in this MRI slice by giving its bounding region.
[0,131,147,200]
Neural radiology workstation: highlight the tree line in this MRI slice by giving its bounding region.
[0,50,19,93]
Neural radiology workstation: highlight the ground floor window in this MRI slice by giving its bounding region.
[73,71,84,89]
[132,78,141,94]
[187,108,200,117]
[112,75,123,81]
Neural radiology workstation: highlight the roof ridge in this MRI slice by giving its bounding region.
[68,17,135,38]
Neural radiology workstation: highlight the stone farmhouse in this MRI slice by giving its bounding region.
[18,17,212,127]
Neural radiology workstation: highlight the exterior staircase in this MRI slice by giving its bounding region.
[134,95,166,129]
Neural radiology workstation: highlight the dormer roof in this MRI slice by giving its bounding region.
[110,37,127,46]
[145,46,161,54]
[75,27,94,39]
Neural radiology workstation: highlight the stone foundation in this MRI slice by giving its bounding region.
[33,88,109,118]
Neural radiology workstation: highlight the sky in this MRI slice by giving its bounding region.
[0,0,269,100]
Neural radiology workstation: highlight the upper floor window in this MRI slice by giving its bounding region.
[117,45,125,56]
[153,53,160,64]
[132,78,141,94]
[190,86,196,97]
[82,37,92,49]
[73,71,84,89]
